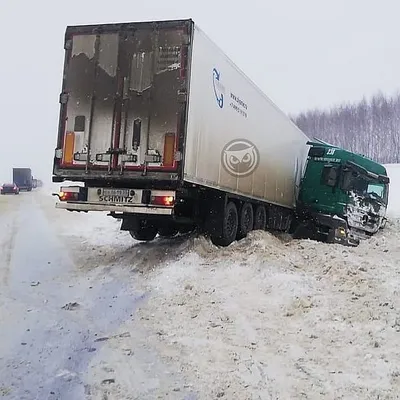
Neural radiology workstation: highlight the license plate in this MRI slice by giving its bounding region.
[103,188,129,196]
[94,188,141,204]
[87,187,142,204]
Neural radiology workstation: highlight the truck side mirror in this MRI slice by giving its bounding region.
[379,174,390,184]
[321,165,338,187]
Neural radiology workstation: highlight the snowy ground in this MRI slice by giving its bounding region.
[1,166,399,399]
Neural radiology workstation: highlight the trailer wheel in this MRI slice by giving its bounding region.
[129,222,158,242]
[158,225,178,238]
[237,202,254,239]
[178,224,196,234]
[253,205,267,230]
[211,201,238,247]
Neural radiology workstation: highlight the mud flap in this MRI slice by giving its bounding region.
[121,216,157,232]
[120,216,140,231]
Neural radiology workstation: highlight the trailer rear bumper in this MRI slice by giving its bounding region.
[55,202,173,215]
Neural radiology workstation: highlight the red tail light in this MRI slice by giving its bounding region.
[59,191,79,201]
[150,195,175,207]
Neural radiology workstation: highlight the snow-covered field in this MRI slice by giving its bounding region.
[386,163,400,218]
[39,164,400,399]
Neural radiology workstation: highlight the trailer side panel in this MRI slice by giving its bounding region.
[184,25,309,209]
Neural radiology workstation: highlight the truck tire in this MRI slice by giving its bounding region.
[211,201,238,247]
[129,225,158,241]
[178,224,196,234]
[158,225,178,238]
[254,205,266,230]
[237,202,254,239]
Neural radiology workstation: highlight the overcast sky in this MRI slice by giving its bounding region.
[0,0,399,183]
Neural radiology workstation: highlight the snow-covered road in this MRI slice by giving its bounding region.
[0,192,195,400]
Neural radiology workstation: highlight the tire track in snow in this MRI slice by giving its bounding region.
[0,193,197,400]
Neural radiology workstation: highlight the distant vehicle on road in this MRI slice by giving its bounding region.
[12,168,33,191]
[1,183,20,195]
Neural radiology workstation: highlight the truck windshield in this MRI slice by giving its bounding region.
[342,170,388,204]
[354,179,387,203]
[367,183,385,199]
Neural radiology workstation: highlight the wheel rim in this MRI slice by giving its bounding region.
[244,208,252,230]
[255,207,265,228]
[241,204,253,233]
[227,209,237,238]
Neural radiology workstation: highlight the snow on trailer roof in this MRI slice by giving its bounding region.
[65,18,193,35]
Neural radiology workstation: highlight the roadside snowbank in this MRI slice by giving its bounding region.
[83,164,400,399]
[46,164,400,399]
[122,223,399,399]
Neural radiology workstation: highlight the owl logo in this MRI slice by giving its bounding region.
[221,139,260,177]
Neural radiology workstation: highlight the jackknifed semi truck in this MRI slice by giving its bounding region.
[53,18,389,246]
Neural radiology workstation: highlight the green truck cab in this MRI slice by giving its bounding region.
[294,140,390,246]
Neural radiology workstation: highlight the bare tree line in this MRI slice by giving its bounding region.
[292,91,400,164]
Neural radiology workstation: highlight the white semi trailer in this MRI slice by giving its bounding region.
[53,18,310,246]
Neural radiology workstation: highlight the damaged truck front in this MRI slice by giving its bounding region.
[294,140,390,246]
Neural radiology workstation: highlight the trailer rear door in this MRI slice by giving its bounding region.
[56,21,191,179]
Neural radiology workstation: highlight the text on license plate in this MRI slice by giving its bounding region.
[103,189,129,196]
[99,188,136,203]
[98,195,134,203]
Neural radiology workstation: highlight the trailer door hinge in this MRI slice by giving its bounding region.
[182,34,190,45]
[64,39,72,51]
[59,93,68,104]
[174,151,182,161]
[177,89,187,103]
[55,149,63,159]
[144,153,162,163]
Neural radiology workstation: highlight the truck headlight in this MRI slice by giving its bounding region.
[336,227,346,237]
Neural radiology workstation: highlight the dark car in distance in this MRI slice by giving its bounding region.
[1,183,20,195]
